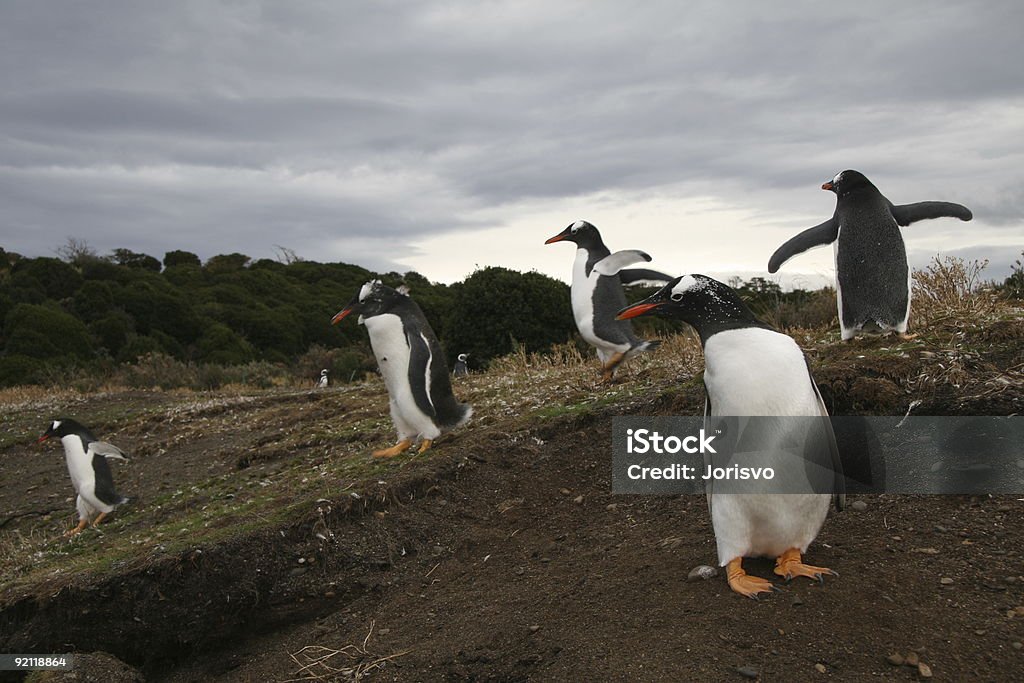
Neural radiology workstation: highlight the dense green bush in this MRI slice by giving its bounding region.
[443,267,574,364]
[0,241,856,388]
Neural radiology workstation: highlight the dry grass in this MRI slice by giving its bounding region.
[912,255,1004,330]
[285,621,409,682]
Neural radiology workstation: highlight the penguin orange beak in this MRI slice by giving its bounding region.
[616,302,661,320]
[545,226,573,244]
[821,181,835,191]
[331,308,354,325]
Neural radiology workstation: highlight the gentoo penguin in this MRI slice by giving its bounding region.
[332,281,472,457]
[453,353,469,377]
[618,275,845,598]
[545,220,672,380]
[37,418,129,537]
[768,170,973,340]
[316,369,329,388]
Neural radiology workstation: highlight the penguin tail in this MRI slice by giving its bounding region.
[117,496,130,506]
[454,403,473,428]
[438,402,473,431]
[629,339,661,356]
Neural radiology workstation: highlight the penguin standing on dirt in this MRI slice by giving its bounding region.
[316,369,329,388]
[768,170,973,340]
[617,275,845,598]
[545,220,672,380]
[37,418,129,537]
[332,281,472,457]
[453,353,469,377]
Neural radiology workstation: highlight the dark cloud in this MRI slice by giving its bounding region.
[0,1,1020,279]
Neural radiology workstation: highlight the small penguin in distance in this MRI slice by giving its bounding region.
[545,220,672,380]
[768,170,973,340]
[453,353,469,377]
[618,275,845,598]
[38,418,129,537]
[316,369,329,388]
[332,281,472,457]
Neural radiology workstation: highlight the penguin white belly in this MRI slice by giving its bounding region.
[704,328,820,416]
[570,250,629,358]
[363,314,440,441]
[61,435,112,514]
[703,328,831,564]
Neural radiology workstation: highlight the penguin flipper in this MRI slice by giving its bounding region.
[593,250,652,277]
[90,441,127,461]
[767,218,838,273]
[91,454,126,507]
[619,268,674,287]
[405,329,438,420]
[890,201,973,226]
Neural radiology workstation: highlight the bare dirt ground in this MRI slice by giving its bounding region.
[1,321,1022,682]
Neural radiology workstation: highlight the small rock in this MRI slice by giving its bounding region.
[886,653,904,666]
[974,629,986,635]
[851,500,868,512]
[606,503,618,511]
[1011,641,1022,650]
[904,651,920,667]
[939,577,954,585]
[736,665,759,679]
[529,625,541,633]
[914,547,940,555]
[324,591,336,598]
[918,662,933,678]
[814,663,826,673]
[573,495,584,504]
[558,488,572,496]
[792,596,804,607]
[378,628,390,635]
[687,565,719,582]
[297,557,306,564]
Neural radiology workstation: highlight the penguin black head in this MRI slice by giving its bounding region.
[544,220,606,252]
[321,369,329,375]
[616,274,768,344]
[38,418,89,444]
[457,353,468,363]
[331,280,410,325]
[821,170,875,197]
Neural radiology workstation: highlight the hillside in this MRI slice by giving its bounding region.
[0,298,1021,681]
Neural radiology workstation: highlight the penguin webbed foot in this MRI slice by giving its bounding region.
[726,558,780,599]
[774,548,837,584]
[372,439,413,458]
[64,519,88,538]
[600,351,627,383]
[417,439,433,455]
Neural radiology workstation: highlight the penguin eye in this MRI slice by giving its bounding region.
[670,292,683,302]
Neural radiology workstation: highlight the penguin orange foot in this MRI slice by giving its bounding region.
[898,332,918,341]
[64,520,88,538]
[373,439,413,458]
[601,351,627,382]
[727,558,780,599]
[417,439,433,454]
[774,548,837,583]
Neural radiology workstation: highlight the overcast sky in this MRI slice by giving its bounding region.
[1,1,1021,288]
